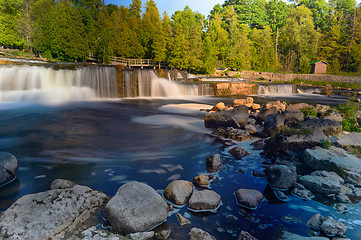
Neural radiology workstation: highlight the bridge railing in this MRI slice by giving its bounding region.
[111,57,169,69]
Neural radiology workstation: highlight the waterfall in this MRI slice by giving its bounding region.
[121,70,212,97]
[0,65,118,102]
[257,84,295,95]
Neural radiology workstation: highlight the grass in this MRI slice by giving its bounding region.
[338,97,361,132]
[320,139,333,149]
[300,107,318,118]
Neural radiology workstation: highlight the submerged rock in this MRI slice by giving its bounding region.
[280,231,328,240]
[163,180,193,205]
[193,175,212,187]
[238,231,257,240]
[229,146,250,159]
[235,189,263,209]
[265,165,297,190]
[206,154,222,173]
[189,228,216,240]
[188,190,221,212]
[0,184,108,240]
[0,152,18,186]
[50,179,76,190]
[105,181,168,234]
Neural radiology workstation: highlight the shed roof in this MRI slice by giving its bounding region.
[310,60,329,65]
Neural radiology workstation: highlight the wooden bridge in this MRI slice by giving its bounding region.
[111,57,169,69]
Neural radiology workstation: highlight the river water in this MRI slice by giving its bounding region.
[0,62,360,239]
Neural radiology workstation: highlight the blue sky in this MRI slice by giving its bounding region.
[104,0,225,16]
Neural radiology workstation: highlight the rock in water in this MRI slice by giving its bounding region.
[105,181,168,234]
[0,184,108,240]
[265,165,297,190]
[206,154,222,173]
[0,152,18,186]
[188,190,221,212]
[300,172,341,196]
[235,189,264,209]
[320,217,347,237]
[204,106,249,129]
[189,228,216,240]
[163,180,193,205]
[50,179,76,190]
[238,231,258,240]
[229,146,249,160]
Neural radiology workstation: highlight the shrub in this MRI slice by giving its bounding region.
[338,97,361,132]
[320,139,333,149]
[300,107,318,118]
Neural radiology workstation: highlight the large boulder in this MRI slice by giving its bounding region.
[303,146,361,185]
[321,110,343,122]
[338,132,361,152]
[299,171,341,196]
[0,183,108,240]
[258,107,279,122]
[189,228,215,240]
[105,181,168,234]
[233,97,254,108]
[284,111,304,127]
[286,103,311,112]
[265,165,297,190]
[188,190,221,212]
[0,152,18,186]
[235,189,263,209]
[300,118,342,136]
[163,180,193,206]
[211,102,227,112]
[204,106,249,129]
[264,101,286,112]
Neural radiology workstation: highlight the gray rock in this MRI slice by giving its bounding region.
[303,147,361,185]
[300,173,341,196]
[338,132,361,152]
[189,228,215,240]
[235,189,263,209]
[263,114,286,136]
[292,188,314,200]
[153,224,171,240]
[340,185,353,195]
[213,127,251,141]
[129,231,154,240]
[335,193,351,203]
[238,231,257,240]
[264,101,287,112]
[265,165,297,190]
[258,107,279,121]
[320,216,347,237]
[229,146,249,159]
[285,111,304,127]
[204,106,249,129]
[335,203,348,212]
[301,118,342,136]
[321,110,343,122]
[163,180,193,205]
[263,128,327,155]
[311,171,344,184]
[315,104,331,113]
[105,181,168,234]
[245,124,257,134]
[206,154,222,173]
[80,226,123,240]
[50,179,76,190]
[0,184,108,240]
[0,152,18,186]
[287,103,312,112]
[188,190,221,212]
[307,213,324,229]
[281,231,328,240]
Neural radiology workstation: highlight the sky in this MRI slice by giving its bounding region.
[104,0,226,16]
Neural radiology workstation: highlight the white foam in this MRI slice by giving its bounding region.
[159,103,212,115]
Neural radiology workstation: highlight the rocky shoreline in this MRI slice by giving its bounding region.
[1,97,361,239]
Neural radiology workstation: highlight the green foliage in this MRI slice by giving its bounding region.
[301,107,318,117]
[338,97,361,132]
[320,139,333,149]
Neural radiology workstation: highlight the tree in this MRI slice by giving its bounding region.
[279,5,320,72]
[153,12,171,62]
[128,0,144,58]
[299,0,329,30]
[142,0,161,58]
[0,0,26,48]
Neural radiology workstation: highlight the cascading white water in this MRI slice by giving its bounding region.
[121,70,211,97]
[257,84,295,95]
[0,65,118,102]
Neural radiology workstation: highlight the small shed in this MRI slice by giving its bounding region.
[310,60,329,74]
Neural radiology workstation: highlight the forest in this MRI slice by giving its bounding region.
[0,0,360,74]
